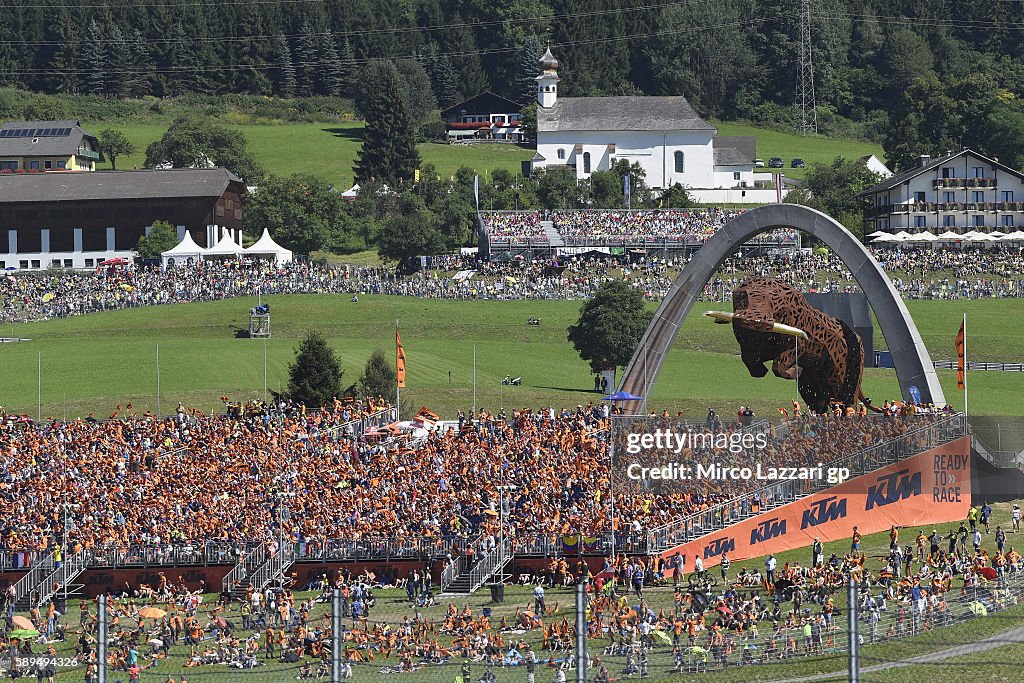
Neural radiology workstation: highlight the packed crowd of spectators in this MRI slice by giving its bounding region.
[480,209,802,245]
[0,398,943,559]
[3,245,1022,324]
[479,212,547,243]
[550,209,750,243]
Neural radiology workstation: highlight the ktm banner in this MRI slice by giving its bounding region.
[663,436,971,567]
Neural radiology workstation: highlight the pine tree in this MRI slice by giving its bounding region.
[514,35,544,106]
[337,37,356,97]
[106,25,131,98]
[353,60,420,182]
[287,331,344,410]
[317,33,345,96]
[129,29,153,97]
[274,33,296,98]
[168,22,197,95]
[81,20,106,95]
[426,53,458,109]
[295,21,318,97]
[359,349,397,402]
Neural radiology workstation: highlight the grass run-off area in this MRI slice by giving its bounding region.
[86,119,881,186]
[1,295,1021,420]
[30,501,1024,683]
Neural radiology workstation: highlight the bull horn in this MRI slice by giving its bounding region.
[703,311,734,324]
[770,322,810,340]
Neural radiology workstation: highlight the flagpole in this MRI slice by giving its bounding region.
[473,345,477,418]
[963,313,968,417]
[396,319,401,420]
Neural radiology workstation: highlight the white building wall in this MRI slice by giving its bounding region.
[867,152,1024,233]
[535,129,715,189]
[712,166,756,189]
[0,248,135,271]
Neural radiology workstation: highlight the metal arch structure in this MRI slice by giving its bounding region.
[616,204,945,412]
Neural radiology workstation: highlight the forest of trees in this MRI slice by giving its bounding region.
[3,1,1024,171]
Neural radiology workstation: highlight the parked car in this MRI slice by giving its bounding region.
[754,158,765,168]
[791,158,806,168]
[768,157,784,168]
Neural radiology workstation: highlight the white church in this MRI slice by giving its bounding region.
[530,48,758,197]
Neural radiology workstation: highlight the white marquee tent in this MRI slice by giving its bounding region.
[160,231,207,267]
[204,233,245,259]
[244,229,293,263]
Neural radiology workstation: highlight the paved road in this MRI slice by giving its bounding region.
[772,624,1024,682]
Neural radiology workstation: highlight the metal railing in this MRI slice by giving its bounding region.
[222,544,267,594]
[443,537,512,594]
[644,413,967,553]
[11,551,55,607]
[35,549,89,606]
[250,545,297,593]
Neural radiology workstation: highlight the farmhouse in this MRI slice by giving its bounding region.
[440,91,523,143]
[530,48,755,193]
[0,168,245,270]
[0,120,102,172]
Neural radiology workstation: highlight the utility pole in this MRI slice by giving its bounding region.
[847,577,860,683]
[797,0,818,135]
[575,580,588,683]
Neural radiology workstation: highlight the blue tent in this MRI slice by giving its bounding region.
[603,390,644,401]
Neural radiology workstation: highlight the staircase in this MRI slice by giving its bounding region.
[645,413,967,553]
[222,545,267,598]
[440,537,511,595]
[13,549,89,610]
[541,221,564,248]
[223,545,297,598]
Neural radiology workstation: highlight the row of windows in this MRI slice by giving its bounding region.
[941,166,992,179]
[911,215,1016,227]
[916,191,1017,202]
[0,159,68,170]
[553,149,688,174]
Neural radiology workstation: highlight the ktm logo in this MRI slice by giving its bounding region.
[750,517,787,544]
[801,496,848,529]
[866,469,922,510]
[703,537,735,559]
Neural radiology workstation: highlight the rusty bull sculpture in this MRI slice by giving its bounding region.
[705,277,878,414]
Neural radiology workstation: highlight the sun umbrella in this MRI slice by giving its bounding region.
[937,231,963,241]
[603,390,644,402]
[866,230,887,237]
[967,601,988,616]
[652,630,672,645]
[138,607,167,619]
[979,566,998,580]
[10,629,40,639]
[871,233,896,242]
[11,616,33,630]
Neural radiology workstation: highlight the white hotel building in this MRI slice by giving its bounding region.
[860,149,1024,233]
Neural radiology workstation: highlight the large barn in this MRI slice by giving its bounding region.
[0,168,246,270]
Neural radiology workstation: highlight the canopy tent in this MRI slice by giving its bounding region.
[871,233,897,243]
[937,231,963,241]
[160,231,206,267]
[244,228,293,263]
[203,233,245,259]
[1000,230,1024,241]
[906,231,938,243]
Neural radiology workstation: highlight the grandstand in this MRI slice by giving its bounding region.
[478,209,801,258]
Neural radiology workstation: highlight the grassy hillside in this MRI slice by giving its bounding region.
[714,120,885,181]
[1,296,1020,419]
[87,120,534,187]
[86,118,880,187]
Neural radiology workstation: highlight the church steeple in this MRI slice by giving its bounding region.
[536,46,560,108]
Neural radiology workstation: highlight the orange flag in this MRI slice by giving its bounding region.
[396,327,407,389]
[955,319,965,391]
